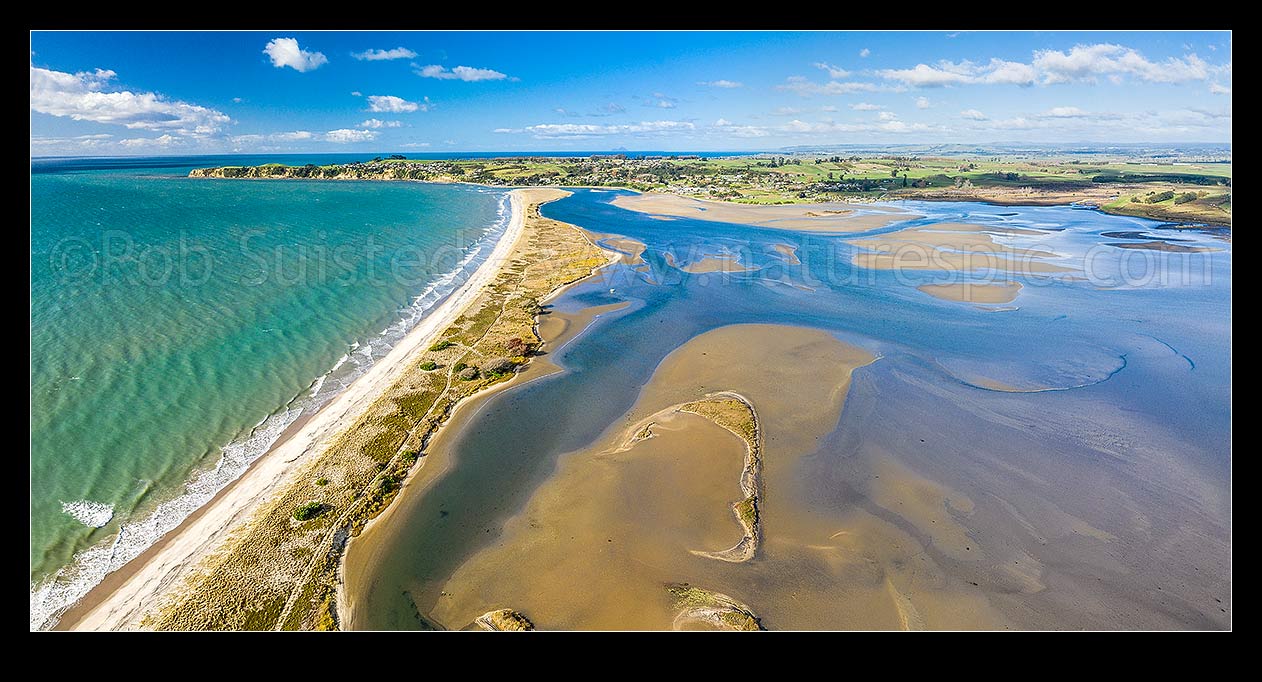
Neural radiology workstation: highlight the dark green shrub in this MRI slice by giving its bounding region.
[429,340,453,352]
[419,361,439,371]
[293,502,327,522]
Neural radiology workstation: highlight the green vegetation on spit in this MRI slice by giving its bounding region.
[292,502,327,522]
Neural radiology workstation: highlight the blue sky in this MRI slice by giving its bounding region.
[30,31,1232,155]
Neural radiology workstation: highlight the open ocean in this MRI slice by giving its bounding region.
[30,155,509,629]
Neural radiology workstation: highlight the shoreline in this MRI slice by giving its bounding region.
[61,189,534,631]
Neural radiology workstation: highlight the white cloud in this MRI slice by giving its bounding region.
[648,93,679,109]
[352,47,417,61]
[1033,43,1210,84]
[232,97,243,103]
[916,96,930,109]
[263,38,327,72]
[960,109,988,120]
[325,128,378,143]
[497,120,696,139]
[30,65,230,135]
[874,49,1204,89]
[119,134,181,148]
[813,62,851,78]
[980,59,1037,85]
[698,79,743,88]
[782,118,933,135]
[956,107,1230,139]
[711,118,769,137]
[821,105,839,112]
[878,111,898,121]
[30,133,114,150]
[351,91,362,97]
[1209,83,1231,95]
[777,76,882,96]
[1041,106,1090,118]
[415,64,511,81]
[401,142,431,148]
[366,95,427,113]
[359,118,402,128]
[878,63,972,87]
[850,102,882,111]
[772,106,802,116]
[274,131,316,141]
[859,48,871,58]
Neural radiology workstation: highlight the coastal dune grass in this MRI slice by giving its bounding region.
[145,188,609,631]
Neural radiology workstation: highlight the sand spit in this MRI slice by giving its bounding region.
[614,392,764,563]
[612,192,917,232]
[678,394,762,562]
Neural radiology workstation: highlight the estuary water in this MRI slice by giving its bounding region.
[30,157,509,629]
[348,189,1231,630]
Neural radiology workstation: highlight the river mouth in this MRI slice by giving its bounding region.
[345,190,1231,630]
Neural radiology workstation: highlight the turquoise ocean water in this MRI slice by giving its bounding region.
[30,156,508,628]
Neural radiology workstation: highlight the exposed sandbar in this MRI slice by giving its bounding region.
[771,243,801,265]
[849,223,1074,275]
[612,192,917,232]
[917,282,1023,304]
[1108,241,1222,253]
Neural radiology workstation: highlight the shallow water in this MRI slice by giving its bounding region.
[340,190,1230,629]
[30,160,508,629]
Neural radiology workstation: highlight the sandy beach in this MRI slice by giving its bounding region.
[612,192,917,232]
[63,189,547,630]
